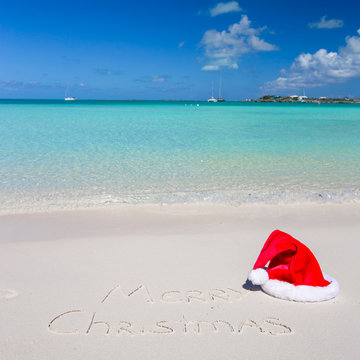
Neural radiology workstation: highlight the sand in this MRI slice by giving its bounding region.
[0,203,360,359]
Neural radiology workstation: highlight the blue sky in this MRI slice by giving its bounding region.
[1,0,360,100]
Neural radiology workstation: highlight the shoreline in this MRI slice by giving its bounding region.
[1,194,360,217]
[1,201,360,241]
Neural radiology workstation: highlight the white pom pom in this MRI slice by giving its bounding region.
[248,268,269,285]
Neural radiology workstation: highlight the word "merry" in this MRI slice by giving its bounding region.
[101,283,249,304]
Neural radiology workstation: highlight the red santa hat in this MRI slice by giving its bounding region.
[248,230,339,302]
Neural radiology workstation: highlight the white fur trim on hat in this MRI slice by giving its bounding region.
[260,273,339,302]
[248,268,269,285]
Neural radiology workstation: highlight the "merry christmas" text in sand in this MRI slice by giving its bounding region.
[48,283,293,337]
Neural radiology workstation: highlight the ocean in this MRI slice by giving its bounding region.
[1,100,360,213]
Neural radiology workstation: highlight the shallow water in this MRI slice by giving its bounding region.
[1,100,360,212]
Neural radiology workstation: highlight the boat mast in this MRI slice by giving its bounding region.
[219,71,222,99]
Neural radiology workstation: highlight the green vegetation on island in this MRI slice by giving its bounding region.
[248,95,360,104]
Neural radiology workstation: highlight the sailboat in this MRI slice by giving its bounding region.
[208,81,218,102]
[217,71,225,102]
[65,85,77,101]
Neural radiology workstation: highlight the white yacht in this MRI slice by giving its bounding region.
[208,81,218,102]
[217,71,225,102]
[65,85,77,101]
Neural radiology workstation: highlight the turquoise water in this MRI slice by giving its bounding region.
[1,100,360,212]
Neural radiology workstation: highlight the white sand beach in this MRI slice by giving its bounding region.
[1,203,360,359]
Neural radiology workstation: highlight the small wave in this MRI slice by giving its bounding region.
[0,188,360,214]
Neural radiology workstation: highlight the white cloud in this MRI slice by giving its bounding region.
[308,15,344,29]
[0,80,45,90]
[209,1,242,17]
[151,75,167,83]
[95,68,122,76]
[134,75,170,83]
[265,29,360,90]
[0,80,68,92]
[248,35,277,51]
[201,15,278,71]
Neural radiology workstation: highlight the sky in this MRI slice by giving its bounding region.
[1,0,360,100]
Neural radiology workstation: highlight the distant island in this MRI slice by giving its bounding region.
[247,95,360,104]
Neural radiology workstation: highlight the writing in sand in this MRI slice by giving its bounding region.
[48,283,293,337]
